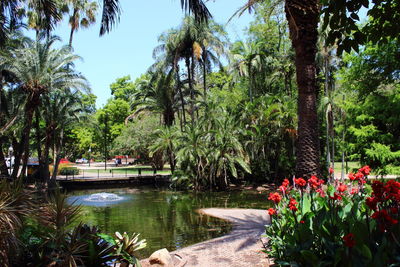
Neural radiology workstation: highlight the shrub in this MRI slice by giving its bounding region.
[265,166,400,266]
[59,166,79,175]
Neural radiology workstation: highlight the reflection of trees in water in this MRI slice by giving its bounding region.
[72,189,266,257]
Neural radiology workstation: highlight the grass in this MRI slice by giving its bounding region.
[333,161,360,175]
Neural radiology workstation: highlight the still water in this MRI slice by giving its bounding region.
[67,187,270,258]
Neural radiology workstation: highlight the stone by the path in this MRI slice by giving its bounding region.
[148,248,173,267]
[141,208,271,267]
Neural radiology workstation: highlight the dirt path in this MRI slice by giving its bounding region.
[142,208,271,267]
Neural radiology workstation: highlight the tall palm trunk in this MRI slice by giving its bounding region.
[202,53,207,101]
[12,92,40,179]
[185,57,195,123]
[174,64,186,126]
[69,9,78,46]
[285,0,320,178]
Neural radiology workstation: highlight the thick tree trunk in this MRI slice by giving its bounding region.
[285,0,321,178]
[13,93,39,179]
[163,107,175,127]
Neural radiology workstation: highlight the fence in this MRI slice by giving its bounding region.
[61,168,160,180]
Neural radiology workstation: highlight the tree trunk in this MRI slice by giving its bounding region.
[285,0,320,178]
[0,138,9,175]
[69,9,77,47]
[186,57,195,123]
[41,126,52,182]
[202,54,207,101]
[175,65,186,127]
[13,93,40,179]
[163,107,174,127]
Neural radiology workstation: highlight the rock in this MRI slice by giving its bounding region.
[149,248,173,267]
[256,186,267,192]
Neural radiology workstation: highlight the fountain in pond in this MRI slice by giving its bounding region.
[84,192,124,202]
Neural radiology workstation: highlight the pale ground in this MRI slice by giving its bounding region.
[141,208,272,267]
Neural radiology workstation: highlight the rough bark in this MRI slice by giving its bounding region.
[285,0,321,178]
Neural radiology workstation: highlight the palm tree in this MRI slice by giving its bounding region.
[67,0,98,46]
[229,41,262,102]
[150,126,178,173]
[1,35,88,179]
[40,90,85,182]
[128,70,175,127]
[230,0,321,177]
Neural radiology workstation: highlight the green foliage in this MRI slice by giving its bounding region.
[110,75,137,102]
[174,105,251,190]
[337,41,400,173]
[113,115,160,161]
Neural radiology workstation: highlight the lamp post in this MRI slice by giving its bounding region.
[8,145,13,176]
[88,147,91,167]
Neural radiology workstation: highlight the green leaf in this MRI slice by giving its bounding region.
[359,244,372,260]
[300,250,319,266]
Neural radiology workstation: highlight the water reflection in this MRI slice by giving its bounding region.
[67,187,269,258]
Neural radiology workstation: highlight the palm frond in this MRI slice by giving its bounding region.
[99,0,120,36]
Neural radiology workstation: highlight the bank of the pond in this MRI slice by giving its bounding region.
[141,208,271,267]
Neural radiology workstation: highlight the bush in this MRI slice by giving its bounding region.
[265,166,400,266]
[59,166,79,175]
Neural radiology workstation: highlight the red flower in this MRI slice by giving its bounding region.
[350,188,359,195]
[300,220,305,224]
[366,197,378,211]
[343,233,356,247]
[281,178,290,188]
[316,188,326,197]
[308,175,324,190]
[355,171,364,180]
[330,192,342,201]
[337,183,347,193]
[288,198,298,211]
[294,178,307,188]
[268,192,282,204]
[329,167,334,174]
[268,208,277,216]
[359,165,371,176]
[372,209,398,226]
[348,172,356,181]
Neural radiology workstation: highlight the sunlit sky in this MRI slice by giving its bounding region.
[47,0,254,108]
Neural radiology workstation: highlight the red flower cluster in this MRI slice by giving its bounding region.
[337,183,348,193]
[308,175,324,190]
[268,208,277,216]
[329,167,334,174]
[279,178,290,194]
[288,198,298,211]
[367,180,400,231]
[359,165,371,176]
[329,192,342,201]
[294,178,307,188]
[342,233,356,247]
[268,192,282,204]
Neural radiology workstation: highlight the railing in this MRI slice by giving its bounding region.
[62,168,162,180]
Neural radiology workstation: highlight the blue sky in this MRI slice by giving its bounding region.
[50,0,254,108]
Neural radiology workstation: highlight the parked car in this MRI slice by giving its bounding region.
[75,158,88,164]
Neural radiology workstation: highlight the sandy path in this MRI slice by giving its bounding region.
[142,208,271,267]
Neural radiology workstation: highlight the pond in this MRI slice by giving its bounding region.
[67,186,270,258]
